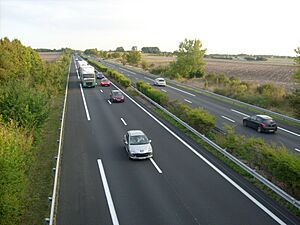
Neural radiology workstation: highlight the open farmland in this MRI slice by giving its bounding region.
[38,52,62,62]
[142,54,297,90]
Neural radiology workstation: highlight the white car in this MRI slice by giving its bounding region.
[123,130,153,159]
[154,78,166,86]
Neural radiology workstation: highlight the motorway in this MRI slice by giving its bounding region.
[99,60,300,153]
[56,57,300,225]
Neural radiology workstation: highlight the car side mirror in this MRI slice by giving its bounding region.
[149,140,152,143]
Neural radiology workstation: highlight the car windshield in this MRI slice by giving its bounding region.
[102,78,108,82]
[129,135,149,145]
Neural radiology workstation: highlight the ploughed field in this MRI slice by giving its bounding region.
[39,52,63,62]
[142,55,297,90]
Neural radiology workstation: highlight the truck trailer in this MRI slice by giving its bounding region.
[79,65,97,87]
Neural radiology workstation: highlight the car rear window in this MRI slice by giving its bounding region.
[113,92,123,96]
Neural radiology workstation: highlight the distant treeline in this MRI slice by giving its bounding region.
[35,48,71,52]
[205,54,293,60]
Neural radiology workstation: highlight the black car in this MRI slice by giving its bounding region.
[243,115,277,133]
[110,90,125,103]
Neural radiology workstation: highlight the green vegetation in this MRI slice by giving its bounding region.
[169,39,206,78]
[148,39,206,79]
[141,47,160,54]
[124,50,142,66]
[289,47,300,118]
[0,37,70,225]
[115,47,125,52]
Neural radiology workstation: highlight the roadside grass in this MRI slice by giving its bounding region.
[22,95,64,225]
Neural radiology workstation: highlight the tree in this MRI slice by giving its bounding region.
[293,47,300,85]
[126,51,141,66]
[141,47,160,54]
[169,39,206,78]
[84,48,99,56]
[115,47,125,52]
[289,47,300,117]
[131,46,137,51]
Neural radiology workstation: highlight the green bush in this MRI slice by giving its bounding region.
[168,100,215,134]
[0,118,33,225]
[216,127,300,198]
[136,81,168,105]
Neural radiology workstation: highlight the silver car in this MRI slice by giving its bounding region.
[123,130,153,159]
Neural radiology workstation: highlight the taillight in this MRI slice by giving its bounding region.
[261,123,267,127]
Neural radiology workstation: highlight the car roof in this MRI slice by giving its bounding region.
[128,130,145,136]
[256,115,273,120]
[156,78,165,80]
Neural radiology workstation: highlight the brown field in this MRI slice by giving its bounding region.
[142,54,297,90]
[39,52,62,62]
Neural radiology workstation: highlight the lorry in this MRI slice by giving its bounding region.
[76,60,88,69]
[79,65,97,87]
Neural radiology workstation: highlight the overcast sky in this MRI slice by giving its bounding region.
[0,0,299,56]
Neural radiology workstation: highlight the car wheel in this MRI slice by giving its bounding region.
[257,126,262,133]
[243,120,247,127]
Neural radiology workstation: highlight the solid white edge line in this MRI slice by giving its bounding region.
[231,109,249,117]
[295,148,300,153]
[120,118,127,126]
[221,115,235,123]
[110,81,286,225]
[49,56,71,225]
[277,127,300,137]
[108,100,112,105]
[150,158,162,174]
[184,99,192,104]
[97,159,120,225]
[80,83,91,121]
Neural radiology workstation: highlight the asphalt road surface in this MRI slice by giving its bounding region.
[56,57,299,225]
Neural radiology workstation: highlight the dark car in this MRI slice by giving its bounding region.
[110,90,125,103]
[99,78,111,86]
[96,71,105,79]
[243,115,277,133]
